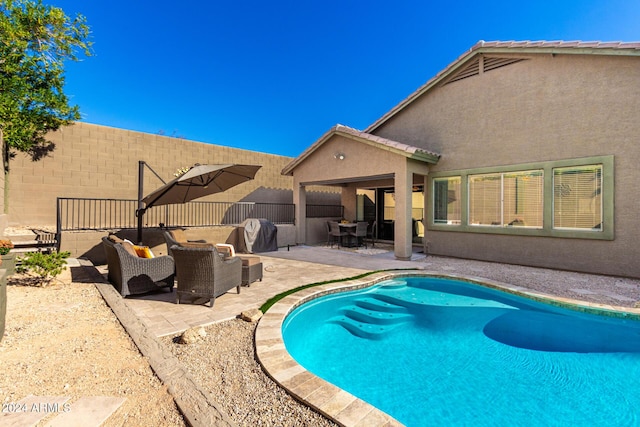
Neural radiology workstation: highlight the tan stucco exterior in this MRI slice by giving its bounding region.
[284,42,640,278]
[370,50,640,277]
[286,129,434,259]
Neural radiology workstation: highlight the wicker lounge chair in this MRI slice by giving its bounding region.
[170,245,242,307]
[163,230,236,259]
[102,236,175,297]
[163,229,208,257]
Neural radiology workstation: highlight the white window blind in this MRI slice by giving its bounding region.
[469,170,543,227]
[433,177,461,224]
[553,165,602,230]
[468,173,501,225]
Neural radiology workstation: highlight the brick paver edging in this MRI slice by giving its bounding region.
[93,278,235,427]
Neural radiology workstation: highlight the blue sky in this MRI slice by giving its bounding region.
[50,0,640,157]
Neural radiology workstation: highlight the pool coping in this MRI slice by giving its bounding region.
[254,269,640,427]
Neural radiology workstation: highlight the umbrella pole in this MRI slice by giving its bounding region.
[137,161,145,244]
[136,161,169,244]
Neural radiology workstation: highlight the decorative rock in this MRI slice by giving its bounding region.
[177,326,207,344]
[240,308,263,322]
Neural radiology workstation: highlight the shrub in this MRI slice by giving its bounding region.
[17,251,70,286]
[0,240,14,255]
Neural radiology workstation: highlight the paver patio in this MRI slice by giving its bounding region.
[107,243,640,339]
[91,243,414,336]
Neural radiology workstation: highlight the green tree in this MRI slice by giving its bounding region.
[0,0,92,206]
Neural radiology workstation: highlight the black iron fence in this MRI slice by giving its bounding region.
[306,204,344,218]
[56,197,344,233]
[57,197,297,232]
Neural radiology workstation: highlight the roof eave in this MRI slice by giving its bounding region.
[339,131,440,163]
[281,125,439,176]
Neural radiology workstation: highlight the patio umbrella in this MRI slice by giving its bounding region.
[142,164,262,209]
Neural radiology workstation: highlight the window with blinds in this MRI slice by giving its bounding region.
[553,165,602,230]
[433,176,461,224]
[468,170,543,228]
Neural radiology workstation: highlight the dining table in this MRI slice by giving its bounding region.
[338,223,358,247]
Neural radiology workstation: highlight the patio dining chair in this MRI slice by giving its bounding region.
[349,221,368,248]
[328,221,347,248]
[366,220,377,247]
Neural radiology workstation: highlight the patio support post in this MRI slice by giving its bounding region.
[341,187,357,222]
[394,166,413,260]
[294,182,306,244]
[423,173,429,255]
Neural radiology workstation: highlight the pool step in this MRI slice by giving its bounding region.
[330,316,408,340]
[372,292,430,309]
[331,297,413,339]
[341,305,413,325]
[377,279,407,288]
[355,296,410,314]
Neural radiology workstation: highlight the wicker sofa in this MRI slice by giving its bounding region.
[162,229,208,257]
[163,229,236,259]
[170,245,242,307]
[102,236,175,297]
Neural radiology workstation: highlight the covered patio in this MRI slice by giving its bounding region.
[281,125,440,260]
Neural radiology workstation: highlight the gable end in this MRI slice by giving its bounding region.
[441,56,528,86]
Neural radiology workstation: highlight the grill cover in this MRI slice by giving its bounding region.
[241,218,278,253]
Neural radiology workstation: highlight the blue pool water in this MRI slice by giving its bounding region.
[282,277,640,426]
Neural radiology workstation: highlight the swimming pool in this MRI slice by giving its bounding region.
[282,276,640,426]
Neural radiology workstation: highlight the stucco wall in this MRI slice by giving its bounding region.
[292,135,406,184]
[374,53,640,277]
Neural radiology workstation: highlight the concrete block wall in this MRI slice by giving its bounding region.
[3,122,341,258]
[7,122,297,227]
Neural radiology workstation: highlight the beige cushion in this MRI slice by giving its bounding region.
[180,242,214,249]
[107,234,125,244]
[120,241,139,257]
[170,229,188,243]
[239,256,261,266]
[215,243,235,258]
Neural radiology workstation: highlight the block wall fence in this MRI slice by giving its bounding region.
[1,122,336,259]
[6,122,298,226]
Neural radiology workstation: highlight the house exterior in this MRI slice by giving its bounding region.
[283,41,640,278]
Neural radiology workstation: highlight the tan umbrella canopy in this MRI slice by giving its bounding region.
[142,164,262,209]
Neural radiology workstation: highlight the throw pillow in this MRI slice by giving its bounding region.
[133,245,155,258]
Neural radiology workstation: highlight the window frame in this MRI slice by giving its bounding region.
[427,155,613,240]
[467,169,544,229]
[433,176,462,225]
